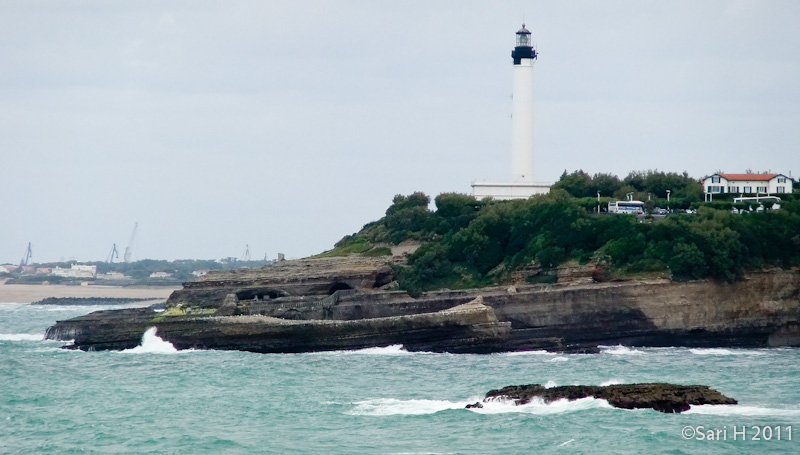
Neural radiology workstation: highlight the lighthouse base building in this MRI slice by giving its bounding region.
[472,180,550,200]
[472,24,550,200]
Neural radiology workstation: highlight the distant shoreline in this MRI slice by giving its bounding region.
[0,279,179,304]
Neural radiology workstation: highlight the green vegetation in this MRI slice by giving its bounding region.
[552,169,705,212]
[335,178,800,295]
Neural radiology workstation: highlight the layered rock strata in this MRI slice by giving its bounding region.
[45,257,800,353]
[45,299,511,353]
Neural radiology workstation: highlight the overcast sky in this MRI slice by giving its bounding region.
[2,0,798,264]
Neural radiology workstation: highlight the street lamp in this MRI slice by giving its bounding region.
[597,191,601,214]
[666,189,671,212]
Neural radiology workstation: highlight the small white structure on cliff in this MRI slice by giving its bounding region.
[472,24,551,200]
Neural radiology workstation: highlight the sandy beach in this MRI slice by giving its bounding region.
[0,279,179,303]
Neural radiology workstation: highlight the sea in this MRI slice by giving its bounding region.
[2,302,799,454]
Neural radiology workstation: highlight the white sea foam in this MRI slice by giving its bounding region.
[500,350,554,356]
[349,398,473,416]
[689,348,736,355]
[688,348,766,356]
[349,345,411,355]
[121,327,177,354]
[600,379,622,386]
[474,396,613,415]
[549,356,569,362]
[349,396,614,416]
[312,345,429,356]
[0,333,43,341]
[599,345,644,355]
[557,439,575,447]
[544,380,558,388]
[686,405,800,417]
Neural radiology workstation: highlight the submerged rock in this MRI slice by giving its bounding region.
[473,383,737,413]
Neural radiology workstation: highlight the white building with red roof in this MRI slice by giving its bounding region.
[702,172,794,195]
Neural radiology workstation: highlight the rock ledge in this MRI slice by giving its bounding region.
[468,383,737,413]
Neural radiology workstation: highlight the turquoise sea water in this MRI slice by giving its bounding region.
[2,302,799,454]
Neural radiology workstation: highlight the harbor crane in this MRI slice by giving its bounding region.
[107,243,119,263]
[241,244,251,262]
[20,242,32,267]
[123,222,138,263]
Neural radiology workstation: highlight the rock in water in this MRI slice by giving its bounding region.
[476,383,737,413]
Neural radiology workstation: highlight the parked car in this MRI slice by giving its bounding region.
[652,207,669,215]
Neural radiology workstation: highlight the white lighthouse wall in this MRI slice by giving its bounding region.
[510,58,535,183]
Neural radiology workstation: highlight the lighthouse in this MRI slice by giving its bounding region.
[472,24,550,200]
[510,25,536,183]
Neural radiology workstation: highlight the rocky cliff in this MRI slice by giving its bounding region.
[45,256,800,352]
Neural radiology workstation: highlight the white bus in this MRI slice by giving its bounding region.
[608,200,645,215]
[733,195,781,211]
[733,196,781,204]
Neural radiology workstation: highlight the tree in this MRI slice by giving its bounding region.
[590,172,622,197]
[552,170,593,198]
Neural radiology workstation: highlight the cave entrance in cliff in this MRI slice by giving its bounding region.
[236,289,284,301]
[328,282,353,295]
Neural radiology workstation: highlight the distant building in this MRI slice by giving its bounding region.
[149,271,173,279]
[36,267,51,274]
[702,173,794,195]
[97,271,128,280]
[0,265,14,273]
[191,269,210,277]
[52,264,97,278]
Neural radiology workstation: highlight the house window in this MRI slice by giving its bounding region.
[778,178,786,183]
[777,187,786,193]
[744,186,752,193]
[757,186,768,193]
[711,176,721,183]
[707,186,724,193]
[728,186,739,193]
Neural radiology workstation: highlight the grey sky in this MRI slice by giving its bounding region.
[2,1,798,263]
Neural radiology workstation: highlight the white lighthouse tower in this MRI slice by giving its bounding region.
[472,24,550,199]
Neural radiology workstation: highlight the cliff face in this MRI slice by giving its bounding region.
[45,257,800,352]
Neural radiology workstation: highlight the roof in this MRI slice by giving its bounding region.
[719,173,779,181]
[516,24,531,34]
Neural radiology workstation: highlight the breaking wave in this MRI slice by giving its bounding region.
[350,398,473,416]
[309,345,428,356]
[0,333,43,341]
[348,396,613,416]
[348,345,412,355]
[499,350,554,356]
[688,348,766,356]
[121,327,177,354]
[599,345,644,355]
[686,405,800,417]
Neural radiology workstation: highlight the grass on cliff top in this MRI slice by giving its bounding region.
[314,238,392,258]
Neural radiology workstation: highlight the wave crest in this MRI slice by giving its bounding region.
[686,405,800,417]
[121,327,177,354]
[600,345,644,355]
[0,333,43,341]
[348,396,613,416]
